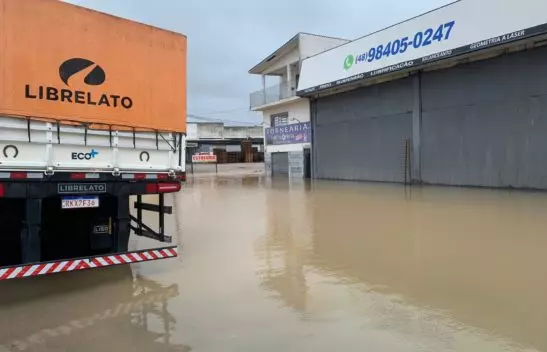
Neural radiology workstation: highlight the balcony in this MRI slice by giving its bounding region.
[250,82,296,109]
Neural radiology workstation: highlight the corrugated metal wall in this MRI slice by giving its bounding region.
[312,46,547,189]
[421,46,547,189]
[313,78,413,182]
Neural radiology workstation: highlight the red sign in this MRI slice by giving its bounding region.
[192,153,217,163]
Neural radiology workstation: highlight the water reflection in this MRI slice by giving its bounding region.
[0,266,189,352]
[3,176,547,351]
[256,180,547,351]
[257,180,312,312]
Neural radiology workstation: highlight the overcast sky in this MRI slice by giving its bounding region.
[65,0,452,124]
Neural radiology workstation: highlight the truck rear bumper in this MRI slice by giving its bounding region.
[0,174,184,198]
[0,245,177,281]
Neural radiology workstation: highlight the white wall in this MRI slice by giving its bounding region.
[263,98,310,124]
[299,34,349,60]
[224,126,263,139]
[261,35,348,76]
[262,98,311,153]
[187,123,263,140]
[187,123,198,140]
[197,123,224,139]
[263,47,300,75]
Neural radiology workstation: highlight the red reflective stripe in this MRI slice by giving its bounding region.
[47,262,61,274]
[10,172,27,179]
[126,253,138,262]
[0,247,177,280]
[77,261,90,270]
[158,249,168,258]
[59,262,71,272]
[16,265,32,278]
[34,263,47,275]
[1,267,15,280]
[136,252,147,261]
[103,257,115,266]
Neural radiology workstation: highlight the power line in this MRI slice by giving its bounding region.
[193,107,249,115]
[187,114,261,126]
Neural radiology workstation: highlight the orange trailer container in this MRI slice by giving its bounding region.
[0,0,187,133]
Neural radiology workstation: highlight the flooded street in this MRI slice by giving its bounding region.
[1,175,547,351]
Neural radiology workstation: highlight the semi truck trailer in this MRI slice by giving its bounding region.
[0,0,187,280]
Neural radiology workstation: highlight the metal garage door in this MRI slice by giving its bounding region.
[271,152,289,176]
[421,46,547,189]
[313,77,413,182]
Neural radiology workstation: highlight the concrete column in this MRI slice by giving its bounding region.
[261,75,266,104]
[412,73,422,183]
[264,152,272,176]
[287,64,292,97]
[288,150,304,178]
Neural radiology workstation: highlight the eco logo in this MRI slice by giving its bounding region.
[59,58,106,86]
[72,149,99,160]
[343,54,354,70]
[25,58,133,109]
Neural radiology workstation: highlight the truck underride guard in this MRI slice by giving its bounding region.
[0,246,178,281]
[0,117,186,279]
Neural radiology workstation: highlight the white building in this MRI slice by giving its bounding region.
[249,33,348,178]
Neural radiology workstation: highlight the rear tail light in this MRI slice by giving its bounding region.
[157,183,182,193]
[145,182,182,194]
[0,184,5,197]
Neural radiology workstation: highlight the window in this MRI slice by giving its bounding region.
[271,112,289,127]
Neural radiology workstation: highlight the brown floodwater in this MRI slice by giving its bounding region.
[1,175,547,351]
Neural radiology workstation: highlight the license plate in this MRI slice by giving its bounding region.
[62,196,100,209]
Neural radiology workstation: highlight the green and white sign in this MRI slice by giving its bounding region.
[297,0,547,94]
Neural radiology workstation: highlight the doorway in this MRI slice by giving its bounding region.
[271,152,289,177]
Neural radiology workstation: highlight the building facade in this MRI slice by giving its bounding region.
[297,0,547,189]
[186,122,264,164]
[249,33,348,178]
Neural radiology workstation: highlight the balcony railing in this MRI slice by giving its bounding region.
[250,82,296,109]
